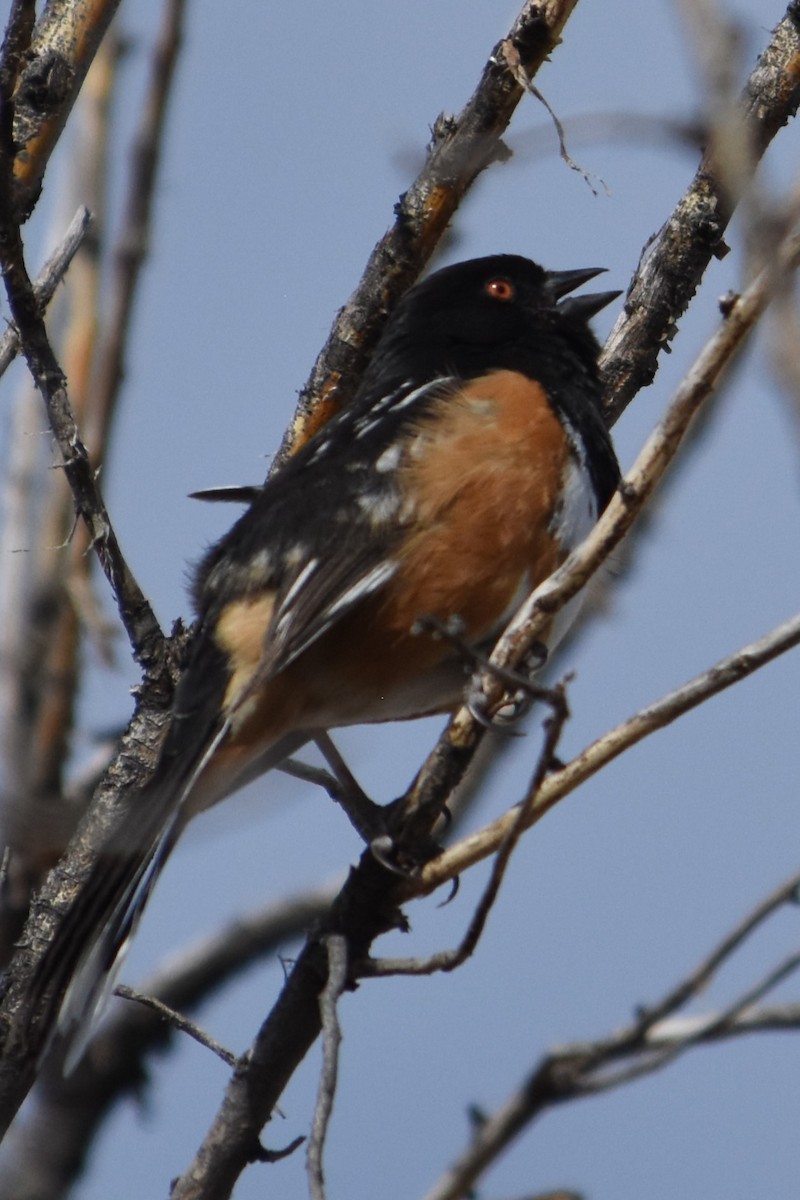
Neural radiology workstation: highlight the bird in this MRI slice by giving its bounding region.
[31,253,621,1059]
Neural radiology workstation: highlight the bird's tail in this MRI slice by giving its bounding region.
[30,712,229,1071]
[24,632,237,1068]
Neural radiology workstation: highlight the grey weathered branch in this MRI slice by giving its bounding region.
[10,0,124,220]
[0,206,92,378]
[280,0,583,459]
[600,1,800,422]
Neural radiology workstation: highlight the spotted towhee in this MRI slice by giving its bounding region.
[34,253,620,1054]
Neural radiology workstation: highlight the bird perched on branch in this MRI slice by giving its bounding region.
[31,253,620,1061]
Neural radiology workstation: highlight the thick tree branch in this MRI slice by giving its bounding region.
[281,0,582,458]
[600,1,800,421]
[10,0,124,221]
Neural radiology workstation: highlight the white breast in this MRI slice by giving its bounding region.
[544,454,600,654]
[550,455,598,554]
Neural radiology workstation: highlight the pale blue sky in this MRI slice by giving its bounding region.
[7,1,800,1197]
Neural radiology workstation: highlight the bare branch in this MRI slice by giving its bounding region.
[281,0,583,459]
[361,685,570,979]
[0,206,92,378]
[418,609,800,896]
[307,935,348,1200]
[114,985,238,1069]
[600,2,800,422]
[10,0,124,220]
[637,868,800,1030]
[586,951,800,1094]
[420,987,800,1200]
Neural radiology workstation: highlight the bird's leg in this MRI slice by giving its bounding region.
[311,731,392,845]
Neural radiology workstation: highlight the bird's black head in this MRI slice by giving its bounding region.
[357,253,620,399]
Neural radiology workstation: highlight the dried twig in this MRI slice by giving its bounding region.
[362,685,570,978]
[637,868,800,1029]
[114,985,238,1069]
[0,206,92,378]
[502,37,608,195]
[307,935,348,1200]
[418,610,800,896]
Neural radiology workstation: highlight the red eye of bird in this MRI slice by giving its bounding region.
[484,277,515,301]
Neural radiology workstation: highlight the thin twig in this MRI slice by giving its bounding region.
[502,37,608,195]
[114,985,238,1069]
[637,867,800,1030]
[585,950,800,1093]
[307,935,348,1200]
[417,609,800,896]
[90,0,187,433]
[362,686,569,978]
[0,206,92,379]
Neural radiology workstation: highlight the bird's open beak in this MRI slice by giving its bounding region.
[547,266,621,319]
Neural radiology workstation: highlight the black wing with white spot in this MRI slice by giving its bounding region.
[194,375,457,675]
